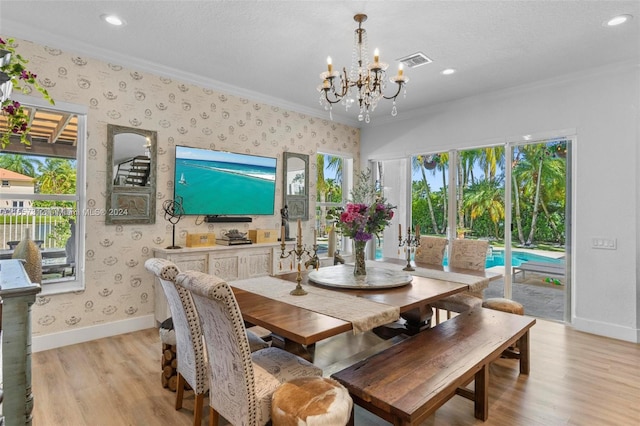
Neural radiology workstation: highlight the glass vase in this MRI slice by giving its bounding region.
[353,240,367,276]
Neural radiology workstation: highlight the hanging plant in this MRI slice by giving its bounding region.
[548,141,567,158]
[1,37,55,148]
[422,153,440,170]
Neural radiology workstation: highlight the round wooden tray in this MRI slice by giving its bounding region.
[308,265,412,290]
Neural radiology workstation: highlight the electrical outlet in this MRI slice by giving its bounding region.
[592,237,617,250]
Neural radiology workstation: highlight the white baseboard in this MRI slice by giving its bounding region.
[572,316,639,343]
[32,314,156,352]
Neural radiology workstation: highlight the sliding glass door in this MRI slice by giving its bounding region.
[370,159,407,259]
[409,138,572,322]
[507,138,570,322]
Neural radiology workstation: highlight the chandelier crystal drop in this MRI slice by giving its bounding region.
[317,14,408,123]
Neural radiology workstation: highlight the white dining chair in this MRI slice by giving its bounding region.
[432,239,489,324]
[145,258,271,426]
[145,258,209,425]
[175,270,323,426]
[392,236,450,331]
[414,236,448,266]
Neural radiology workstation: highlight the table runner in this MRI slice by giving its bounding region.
[369,261,490,292]
[231,276,400,334]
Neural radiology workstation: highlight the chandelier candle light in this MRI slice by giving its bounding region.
[280,219,320,296]
[318,14,408,123]
[399,224,420,271]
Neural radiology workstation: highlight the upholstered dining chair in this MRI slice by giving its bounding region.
[387,236,450,332]
[175,270,323,426]
[431,239,490,324]
[145,258,209,426]
[414,236,448,266]
[145,258,271,426]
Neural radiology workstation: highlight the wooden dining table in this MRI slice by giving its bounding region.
[232,257,501,360]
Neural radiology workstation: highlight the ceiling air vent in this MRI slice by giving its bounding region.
[396,52,433,69]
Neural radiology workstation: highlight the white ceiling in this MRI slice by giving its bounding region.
[1,1,639,128]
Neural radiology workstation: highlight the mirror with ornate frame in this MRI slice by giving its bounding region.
[105,124,157,225]
[282,152,309,220]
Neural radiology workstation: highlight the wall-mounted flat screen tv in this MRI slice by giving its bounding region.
[174,146,277,216]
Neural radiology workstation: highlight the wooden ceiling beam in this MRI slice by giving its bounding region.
[1,137,76,159]
[49,112,73,144]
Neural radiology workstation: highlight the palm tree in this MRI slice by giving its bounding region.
[464,178,505,238]
[324,179,341,203]
[456,150,481,232]
[479,146,505,183]
[37,158,76,195]
[512,143,564,246]
[412,155,439,234]
[536,152,566,243]
[316,153,343,201]
[435,152,449,233]
[0,153,39,176]
[511,148,526,244]
[316,154,343,235]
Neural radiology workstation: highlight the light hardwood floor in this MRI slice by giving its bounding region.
[32,318,640,425]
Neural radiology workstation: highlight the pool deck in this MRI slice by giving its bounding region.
[486,263,565,322]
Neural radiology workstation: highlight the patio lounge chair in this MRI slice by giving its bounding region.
[512,260,565,281]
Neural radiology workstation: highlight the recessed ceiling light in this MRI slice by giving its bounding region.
[101,14,125,26]
[523,135,532,141]
[441,68,456,75]
[605,14,632,27]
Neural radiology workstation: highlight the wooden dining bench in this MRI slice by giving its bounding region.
[331,307,536,425]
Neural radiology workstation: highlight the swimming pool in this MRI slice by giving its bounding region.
[325,242,563,268]
[483,249,563,268]
[373,247,562,267]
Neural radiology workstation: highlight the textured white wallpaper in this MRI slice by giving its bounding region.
[3,36,360,337]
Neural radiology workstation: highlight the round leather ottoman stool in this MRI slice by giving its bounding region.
[483,298,524,357]
[482,297,524,315]
[271,376,353,426]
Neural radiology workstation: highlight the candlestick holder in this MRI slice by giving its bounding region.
[399,228,420,271]
[280,237,319,296]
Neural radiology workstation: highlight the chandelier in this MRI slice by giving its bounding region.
[318,14,408,124]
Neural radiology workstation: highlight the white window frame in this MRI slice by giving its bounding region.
[0,95,87,295]
[316,152,353,255]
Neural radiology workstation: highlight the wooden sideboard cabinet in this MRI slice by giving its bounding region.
[152,243,279,323]
[209,245,272,281]
[0,259,41,425]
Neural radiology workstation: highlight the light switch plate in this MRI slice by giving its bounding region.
[592,237,617,250]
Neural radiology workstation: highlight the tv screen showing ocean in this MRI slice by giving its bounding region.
[175,157,276,215]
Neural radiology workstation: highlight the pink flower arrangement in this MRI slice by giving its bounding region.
[1,37,55,148]
[337,201,395,242]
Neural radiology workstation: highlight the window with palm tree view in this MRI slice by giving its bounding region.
[315,153,351,258]
[412,141,566,246]
[0,105,80,286]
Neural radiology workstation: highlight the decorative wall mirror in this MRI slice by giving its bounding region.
[105,124,157,225]
[282,152,309,220]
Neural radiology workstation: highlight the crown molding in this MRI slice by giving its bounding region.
[2,22,362,129]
